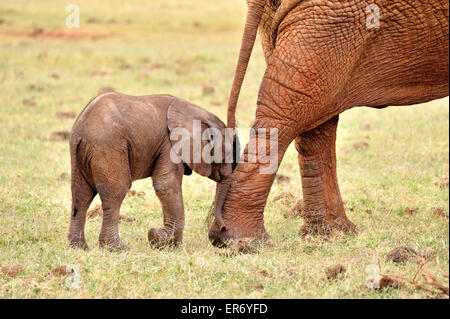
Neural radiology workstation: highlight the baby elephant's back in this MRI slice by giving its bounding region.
[74,92,169,140]
[71,92,173,179]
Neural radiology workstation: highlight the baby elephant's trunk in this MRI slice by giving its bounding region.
[213,178,232,232]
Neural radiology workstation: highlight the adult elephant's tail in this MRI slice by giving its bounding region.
[227,0,266,129]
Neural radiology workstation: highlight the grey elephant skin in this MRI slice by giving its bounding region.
[68,93,237,250]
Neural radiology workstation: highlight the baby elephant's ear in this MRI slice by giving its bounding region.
[167,98,219,178]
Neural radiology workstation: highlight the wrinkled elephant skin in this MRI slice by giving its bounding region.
[68,93,237,250]
[209,0,449,246]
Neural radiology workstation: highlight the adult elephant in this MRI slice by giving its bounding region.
[208,0,449,246]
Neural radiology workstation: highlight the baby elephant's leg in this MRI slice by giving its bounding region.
[68,166,96,250]
[148,160,185,248]
[92,156,131,251]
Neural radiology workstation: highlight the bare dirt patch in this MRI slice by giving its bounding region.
[386,246,419,264]
[229,238,259,255]
[359,123,371,131]
[87,204,135,222]
[87,204,102,219]
[275,174,290,184]
[0,28,113,40]
[49,131,70,141]
[284,198,302,219]
[273,190,294,203]
[127,190,146,198]
[324,264,346,281]
[353,141,369,150]
[246,282,264,291]
[282,268,296,277]
[50,265,71,276]
[136,71,150,80]
[1,264,22,278]
[250,269,272,279]
[404,207,419,216]
[37,52,47,60]
[98,86,116,95]
[149,63,166,70]
[433,208,448,219]
[437,178,449,189]
[91,68,113,77]
[56,109,77,120]
[58,172,69,181]
[27,84,43,91]
[202,85,215,96]
[22,98,36,107]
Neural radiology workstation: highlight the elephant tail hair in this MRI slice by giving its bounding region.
[227,0,266,129]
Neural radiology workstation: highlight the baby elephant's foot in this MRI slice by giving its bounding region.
[148,228,181,249]
[99,235,129,251]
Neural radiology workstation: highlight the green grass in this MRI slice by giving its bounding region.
[0,0,448,299]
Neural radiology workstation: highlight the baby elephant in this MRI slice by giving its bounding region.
[68,92,238,250]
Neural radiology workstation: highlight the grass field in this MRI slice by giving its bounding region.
[0,0,448,299]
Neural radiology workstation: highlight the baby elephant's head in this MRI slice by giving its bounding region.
[167,98,240,231]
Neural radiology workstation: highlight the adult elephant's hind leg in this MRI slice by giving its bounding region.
[295,116,357,236]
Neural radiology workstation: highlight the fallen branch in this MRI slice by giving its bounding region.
[374,254,449,298]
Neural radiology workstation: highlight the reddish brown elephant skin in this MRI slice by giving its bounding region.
[209,0,449,245]
[68,93,234,250]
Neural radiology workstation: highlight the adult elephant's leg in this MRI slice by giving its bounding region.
[295,116,357,236]
[208,117,297,245]
[209,67,346,245]
[209,5,363,245]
